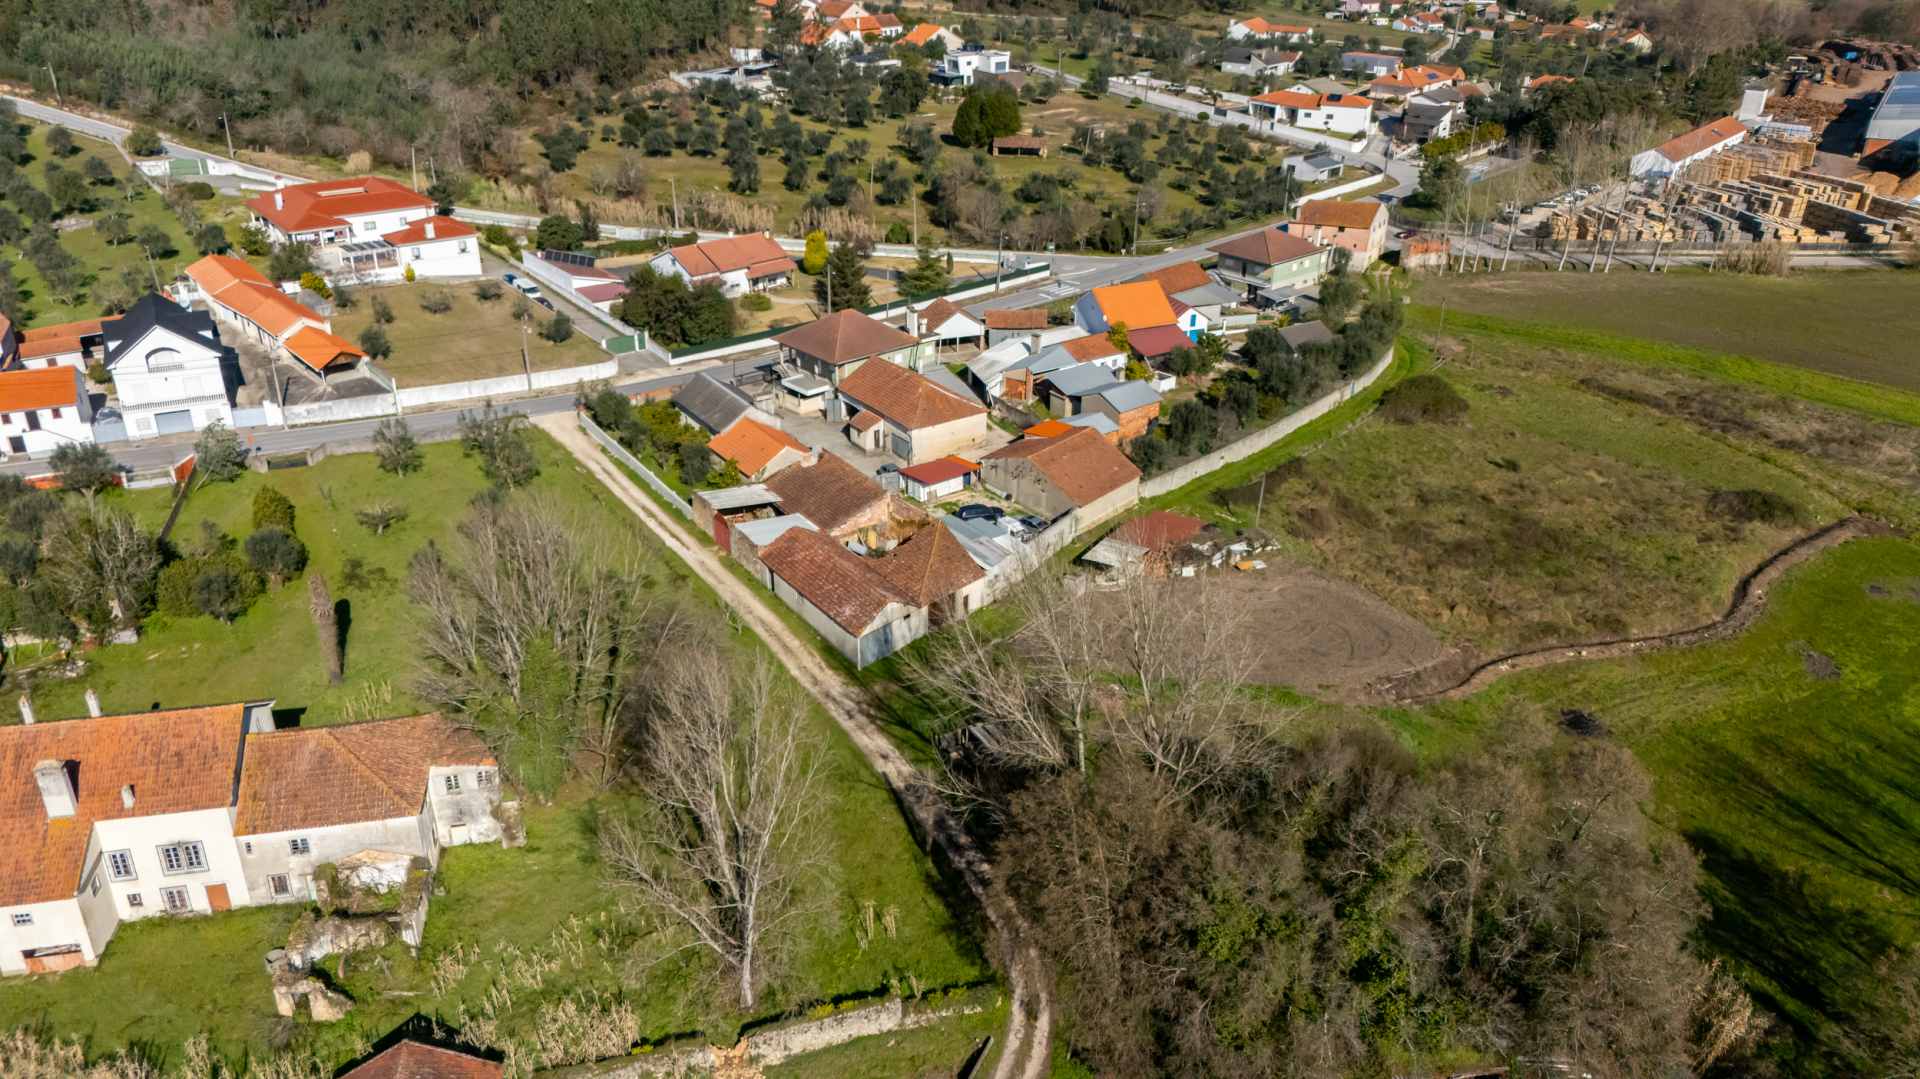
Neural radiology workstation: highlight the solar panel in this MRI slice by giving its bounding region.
[541,249,596,267]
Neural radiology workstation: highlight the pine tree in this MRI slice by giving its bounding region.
[952,94,987,148]
[899,241,949,298]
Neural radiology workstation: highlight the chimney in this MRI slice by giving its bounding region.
[906,306,919,337]
[121,784,135,809]
[85,689,101,718]
[34,761,75,819]
[274,191,285,211]
[18,694,34,725]
[426,220,436,240]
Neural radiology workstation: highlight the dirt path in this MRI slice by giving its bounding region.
[1380,516,1904,705]
[535,413,1052,1079]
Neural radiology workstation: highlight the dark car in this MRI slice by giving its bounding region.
[1016,514,1047,531]
[1395,229,1419,240]
[875,463,900,474]
[954,504,1005,522]
[534,296,555,311]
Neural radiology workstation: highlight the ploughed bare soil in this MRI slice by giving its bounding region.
[1226,556,1450,694]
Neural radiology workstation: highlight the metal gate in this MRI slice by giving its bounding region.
[713,512,730,551]
[154,410,193,435]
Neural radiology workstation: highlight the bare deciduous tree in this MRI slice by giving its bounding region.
[599,655,825,1011]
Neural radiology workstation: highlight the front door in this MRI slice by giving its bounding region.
[24,411,39,431]
[204,883,230,912]
[7,437,22,455]
[155,410,193,436]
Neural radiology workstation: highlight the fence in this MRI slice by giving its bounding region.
[511,252,645,344]
[577,410,691,516]
[1139,343,1395,498]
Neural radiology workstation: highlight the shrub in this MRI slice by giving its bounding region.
[358,324,392,360]
[125,124,163,157]
[371,295,394,324]
[1378,374,1468,425]
[474,280,504,301]
[679,442,716,486]
[540,312,575,344]
[86,363,110,385]
[419,290,453,314]
[743,293,773,312]
[1708,489,1798,526]
[298,271,332,299]
[244,526,308,587]
[403,264,416,282]
[251,487,296,534]
[354,502,409,534]
[182,182,216,201]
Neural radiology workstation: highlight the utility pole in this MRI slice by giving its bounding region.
[670,177,681,230]
[521,322,533,392]
[1132,193,1141,257]
[912,195,918,246]
[45,64,61,107]
[220,114,235,159]
[826,262,832,312]
[410,147,420,192]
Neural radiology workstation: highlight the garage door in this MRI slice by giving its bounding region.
[154,410,194,436]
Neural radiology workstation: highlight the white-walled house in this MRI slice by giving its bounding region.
[246,176,439,249]
[0,702,503,976]
[647,233,796,297]
[1249,89,1375,135]
[102,294,235,440]
[1226,16,1311,41]
[0,366,92,458]
[381,216,483,280]
[937,47,1012,86]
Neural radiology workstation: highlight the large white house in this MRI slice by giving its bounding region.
[0,702,502,976]
[1226,16,1311,41]
[1249,87,1376,136]
[102,294,234,440]
[0,366,91,459]
[246,177,481,282]
[936,47,1011,86]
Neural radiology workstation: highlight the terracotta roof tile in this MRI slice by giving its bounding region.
[982,309,1047,330]
[915,297,969,333]
[381,216,479,246]
[838,359,986,430]
[707,417,810,476]
[283,326,366,373]
[1650,116,1746,164]
[247,177,436,235]
[185,255,324,338]
[0,704,250,906]
[1113,509,1206,551]
[984,426,1141,507]
[1138,261,1212,294]
[18,317,107,361]
[1023,419,1074,437]
[902,22,947,45]
[0,366,81,412]
[234,715,491,836]
[1209,227,1324,266]
[342,1041,502,1079]
[763,451,890,534]
[775,309,918,366]
[758,527,913,633]
[878,521,983,605]
[1294,199,1386,230]
[665,233,794,279]
[1060,336,1125,362]
[896,455,979,486]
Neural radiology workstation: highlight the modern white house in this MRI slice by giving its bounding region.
[0,701,503,976]
[246,177,479,282]
[376,216,483,281]
[936,47,1012,86]
[102,294,235,439]
[647,233,796,297]
[1221,47,1300,78]
[0,366,91,459]
[1249,88,1376,135]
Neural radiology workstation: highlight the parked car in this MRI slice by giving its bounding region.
[1016,514,1048,532]
[955,504,1005,522]
[875,463,900,475]
[1395,229,1419,239]
[507,274,542,297]
[534,296,555,311]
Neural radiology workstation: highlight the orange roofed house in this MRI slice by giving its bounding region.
[0,365,91,458]
[246,177,480,281]
[0,704,507,976]
[755,520,983,666]
[1284,198,1390,264]
[174,255,366,377]
[705,416,814,481]
[646,232,797,298]
[339,1041,500,1079]
[982,425,1141,527]
[1070,281,1178,336]
[835,356,989,465]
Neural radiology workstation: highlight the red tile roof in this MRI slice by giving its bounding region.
[982,309,1047,330]
[380,215,478,246]
[1649,116,1746,164]
[707,417,810,476]
[234,714,492,836]
[1525,74,1573,89]
[1209,226,1325,266]
[0,704,250,906]
[1294,198,1386,230]
[0,366,81,412]
[902,22,948,45]
[247,177,436,234]
[915,297,971,334]
[19,317,107,361]
[1113,509,1206,551]
[1138,261,1212,294]
[1088,282,1177,331]
[1060,336,1125,362]
[185,255,324,338]
[283,326,367,373]
[341,1041,502,1079]
[1127,324,1194,358]
[664,233,795,279]
[984,426,1141,507]
[1023,419,1075,437]
[763,451,895,534]
[775,309,918,366]
[758,526,913,633]
[878,521,983,604]
[575,281,632,304]
[838,359,986,430]
[897,455,979,486]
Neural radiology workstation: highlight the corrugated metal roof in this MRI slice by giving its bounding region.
[698,484,783,510]
[734,514,818,545]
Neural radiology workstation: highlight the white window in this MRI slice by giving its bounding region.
[136,417,154,431]
[243,842,253,855]
[161,887,191,913]
[158,842,207,875]
[50,407,60,419]
[411,246,422,259]
[107,850,136,881]
[477,769,494,787]
[444,774,461,792]
[127,893,143,908]
[458,240,469,253]
[359,220,375,233]
[269,874,291,897]
[90,875,100,896]
[11,912,31,926]
[289,837,310,855]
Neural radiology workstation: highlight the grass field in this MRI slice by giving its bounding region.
[1416,268,1920,394]
[0,434,993,1071]
[329,282,607,387]
[1396,535,1920,1067]
[16,432,609,725]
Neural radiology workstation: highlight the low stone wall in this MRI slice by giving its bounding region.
[1138,345,1395,499]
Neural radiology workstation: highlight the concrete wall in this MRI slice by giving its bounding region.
[982,456,1074,519]
[1139,344,1393,497]
[426,764,505,846]
[0,897,94,975]
[900,413,989,466]
[237,815,434,905]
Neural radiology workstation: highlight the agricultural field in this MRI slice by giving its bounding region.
[1415,268,1920,394]
[0,433,991,1070]
[328,282,608,387]
[4,123,257,327]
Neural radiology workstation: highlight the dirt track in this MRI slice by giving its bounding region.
[1226,557,1445,693]
[535,414,1051,1079]
[1380,516,1903,704]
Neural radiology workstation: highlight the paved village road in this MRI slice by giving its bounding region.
[532,413,1055,1079]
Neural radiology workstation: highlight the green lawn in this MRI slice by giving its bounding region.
[1400,535,1920,1067]
[329,282,608,388]
[1416,269,1920,396]
[9,123,257,327]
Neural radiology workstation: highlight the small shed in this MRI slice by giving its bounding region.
[691,484,782,550]
[1401,237,1452,271]
[992,135,1048,157]
[898,455,981,502]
